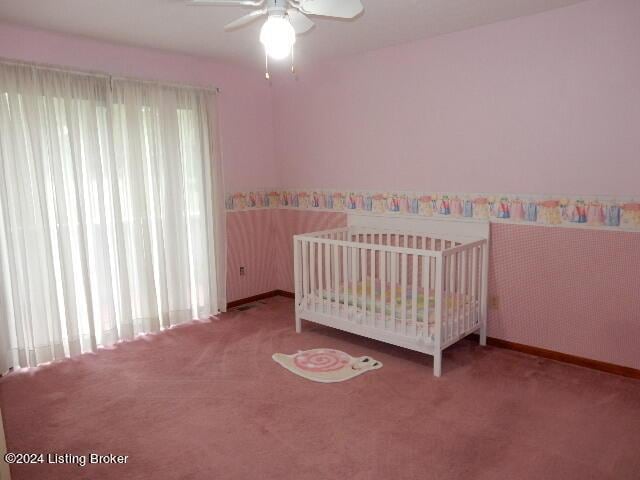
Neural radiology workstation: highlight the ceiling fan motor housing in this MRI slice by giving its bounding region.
[268,0,287,15]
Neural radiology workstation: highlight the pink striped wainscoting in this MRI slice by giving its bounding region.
[226,209,278,303]
[273,209,347,293]
[271,211,640,370]
[488,223,640,370]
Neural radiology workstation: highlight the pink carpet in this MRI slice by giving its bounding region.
[1,296,639,479]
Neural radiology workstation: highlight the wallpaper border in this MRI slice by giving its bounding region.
[225,189,640,232]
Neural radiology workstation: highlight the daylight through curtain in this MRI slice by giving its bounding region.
[0,62,224,370]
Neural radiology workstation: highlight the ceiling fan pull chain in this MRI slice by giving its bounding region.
[291,44,296,75]
[265,51,270,80]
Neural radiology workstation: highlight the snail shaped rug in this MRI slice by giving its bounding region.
[272,348,382,383]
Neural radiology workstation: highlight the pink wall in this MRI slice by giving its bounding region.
[0,22,277,192]
[272,0,640,196]
[488,223,640,369]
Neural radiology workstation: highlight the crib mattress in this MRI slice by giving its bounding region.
[304,278,475,333]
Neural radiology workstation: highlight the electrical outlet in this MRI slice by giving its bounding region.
[240,266,246,276]
[489,295,499,310]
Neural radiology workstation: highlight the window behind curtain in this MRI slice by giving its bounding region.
[0,62,222,370]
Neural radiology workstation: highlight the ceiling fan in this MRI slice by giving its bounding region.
[188,0,364,76]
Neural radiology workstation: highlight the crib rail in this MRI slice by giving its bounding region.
[293,227,488,352]
[300,227,467,252]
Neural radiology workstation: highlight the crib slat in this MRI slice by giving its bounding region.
[423,256,430,340]
[294,239,300,308]
[411,254,418,337]
[449,254,455,341]
[390,253,397,331]
[455,251,461,337]
[318,240,325,313]
[472,247,480,327]
[441,254,447,342]
[479,244,485,330]
[351,246,357,322]
[370,248,376,326]
[452,252,458,338]
[453,252,459,340]
[461,248,467,332]
[333,243,339,315]
[397,238,402,281]
[341,244,348,316]
[453,252,458,340]
[465,247,472,332]
[361,247,367,323]
[401,253,408,335]
[336,245,347,315]
[434,254,444,350]
[325,242,331,313]
[385,234,390,282]
[457,250,463,337]
[428,256,433,291]
[310,241,316,312]
[301,240,309,310]
[468,248,474,332]
[447,253,452,341]
[444,255,450,342]
[470,246,476,327]
[475,245,481,327]
[380,251,387,330]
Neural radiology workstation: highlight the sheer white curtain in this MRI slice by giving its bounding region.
[0,62,226,371]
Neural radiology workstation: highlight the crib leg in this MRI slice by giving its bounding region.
[295,314,302,333]
[479,323,487,346]
[433,351,442,377]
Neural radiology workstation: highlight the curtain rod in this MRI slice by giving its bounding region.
[0,57,221,93]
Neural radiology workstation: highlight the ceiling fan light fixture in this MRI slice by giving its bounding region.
[260,15,296,60]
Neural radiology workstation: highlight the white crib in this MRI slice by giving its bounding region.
[293,214,489,376]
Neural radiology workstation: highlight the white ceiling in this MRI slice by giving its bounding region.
[0,0,587,70]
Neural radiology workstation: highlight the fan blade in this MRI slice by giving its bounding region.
[188,0,263,6]
[287,9,314,34]
[224,9,267,31]
[297,0,363,18]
